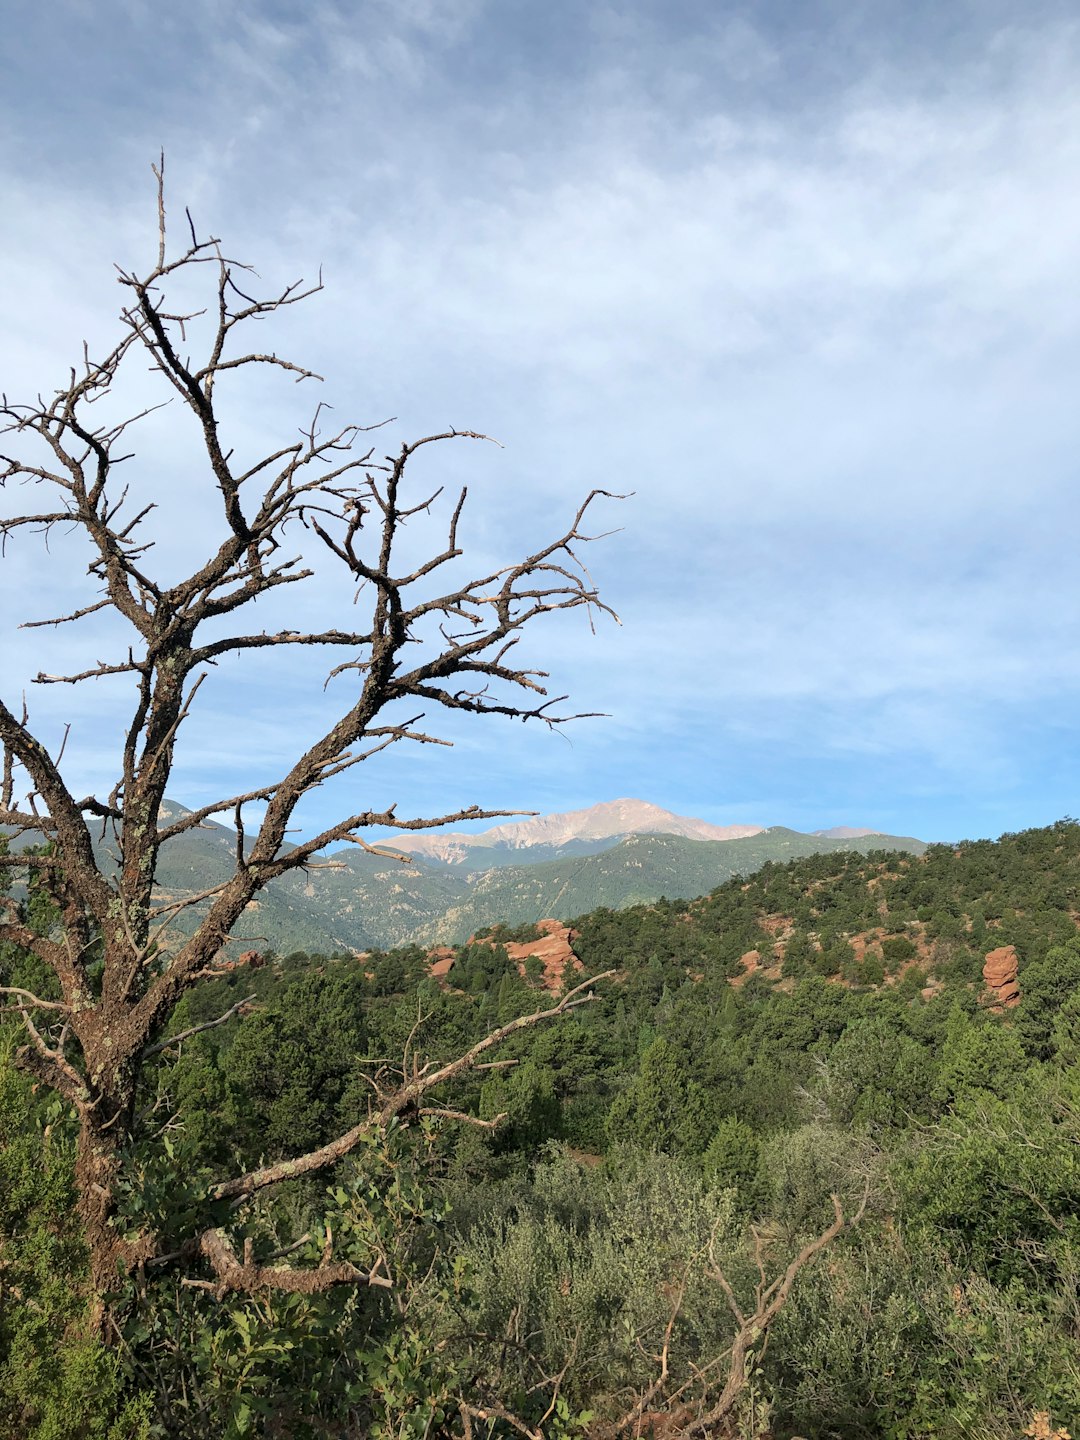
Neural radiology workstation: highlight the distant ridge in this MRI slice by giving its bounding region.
[811,825,878,839]
[374,798,764,867]
[5,799,926,953]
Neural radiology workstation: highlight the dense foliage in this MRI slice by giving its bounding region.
[3,822,1080,1436]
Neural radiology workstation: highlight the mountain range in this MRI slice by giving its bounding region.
[143,799,925,953]
[376,798,764,868]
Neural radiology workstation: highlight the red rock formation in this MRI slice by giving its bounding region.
[731,950,761,987]
[204,948,264,972]
[429,946,456,982]
[504,919,583,991]
[426,921,583,992]
[982,945,1020,1008]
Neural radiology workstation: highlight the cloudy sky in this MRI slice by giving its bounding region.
[2,0,1080,844]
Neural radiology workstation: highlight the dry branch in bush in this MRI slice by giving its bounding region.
[610,1188,868,1438]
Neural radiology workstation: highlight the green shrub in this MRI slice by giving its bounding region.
[0,1046,151,1440]
[882,935,918,969]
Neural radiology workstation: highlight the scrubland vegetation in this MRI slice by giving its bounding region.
[4,821,1080,1437]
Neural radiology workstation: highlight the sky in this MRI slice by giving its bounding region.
[2,0,1080,845]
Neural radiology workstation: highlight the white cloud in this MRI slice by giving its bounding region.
[3,6,1080,838]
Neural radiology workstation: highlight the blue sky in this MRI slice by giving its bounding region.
[2,1,1080,844]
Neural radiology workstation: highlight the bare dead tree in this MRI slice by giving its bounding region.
[0,161,620,1312]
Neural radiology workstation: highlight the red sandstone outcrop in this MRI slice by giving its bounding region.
[428,946,455,982]
[982,945,1020,1008]
[731,950,761,987]
[504,919,583,991]
[204,948,265,972]
[426,920,583,992]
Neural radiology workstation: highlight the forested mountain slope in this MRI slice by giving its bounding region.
[407,827,927,945]
[7,800,924,952]
[151,812,926,951]
[568,818,1080,994]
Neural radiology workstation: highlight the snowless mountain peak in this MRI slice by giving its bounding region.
[381,799,765,864]
[480,799,763,847]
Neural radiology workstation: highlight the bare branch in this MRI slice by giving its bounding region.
[34,660,142,686]
[419,1107,506,1130]
[143,993,257,1058]
[0,986,71,1014]
[459,1403,541,1440]
[146,880,232,920]
[190,1227,392,1301]
[12,1007,87,1111]
[210,972,614,1205]
[21,598,111,629]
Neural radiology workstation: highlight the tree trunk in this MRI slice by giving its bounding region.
[72,1072,150,1309]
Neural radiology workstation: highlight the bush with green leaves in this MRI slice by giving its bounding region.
[445,1146,740,1421]
[0,1045,152,1440]
[1016,936,1080,1060]
[770,1227,1080,1439]
[898,1074,1080,1286]
[823,1016,935,1132]
[111,1120,472,1439]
